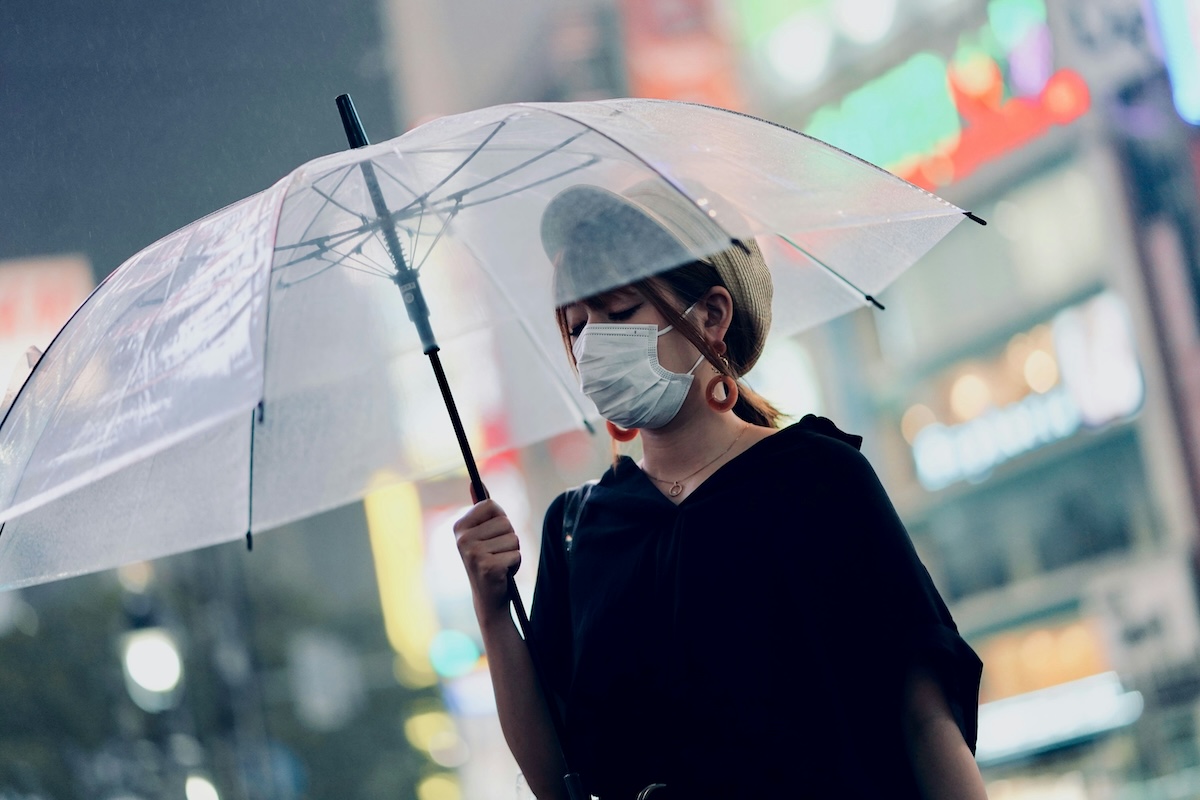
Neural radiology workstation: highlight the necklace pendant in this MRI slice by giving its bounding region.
[668,482,683,497]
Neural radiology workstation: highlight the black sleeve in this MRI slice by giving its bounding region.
[527,491,573,713]
[821,440,983,753]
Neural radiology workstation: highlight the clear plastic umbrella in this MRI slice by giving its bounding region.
[0,97,977,591]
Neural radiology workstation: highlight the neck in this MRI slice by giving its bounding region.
[639,404,748,478]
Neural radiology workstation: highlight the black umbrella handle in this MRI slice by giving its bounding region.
[428,351,585,800]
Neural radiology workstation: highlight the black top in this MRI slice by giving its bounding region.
[527,415,983,799]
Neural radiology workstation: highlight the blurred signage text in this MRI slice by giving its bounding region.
[907,291,1143,491]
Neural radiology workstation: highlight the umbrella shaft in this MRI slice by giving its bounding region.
[394,270,438,354]
[426,348,579,792]
[427,350,487,501]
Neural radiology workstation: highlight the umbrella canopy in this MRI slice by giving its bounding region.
[0,98,972,589]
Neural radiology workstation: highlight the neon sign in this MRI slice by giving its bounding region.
[805,0,1092,189]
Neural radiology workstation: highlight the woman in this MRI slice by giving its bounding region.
[454,183,986,799]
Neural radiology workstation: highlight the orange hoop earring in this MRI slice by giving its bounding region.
[606,420,640,442]
[706,374,739,413]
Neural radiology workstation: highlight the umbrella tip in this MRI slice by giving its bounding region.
[865,295,886,311]
[245,531,253,551]
[337,94,371,149]
[964,211,987,226]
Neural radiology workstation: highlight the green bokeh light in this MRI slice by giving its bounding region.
[805,52,959,168]
[429,629,480,679]
[734,0,827,43]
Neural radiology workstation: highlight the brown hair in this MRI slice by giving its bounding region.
[556,247,782,429]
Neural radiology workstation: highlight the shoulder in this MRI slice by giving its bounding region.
[763,414,876,481]
[541,478,602,532]
[739,417,900,535]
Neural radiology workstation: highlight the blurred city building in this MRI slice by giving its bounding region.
[3,0,1200,798]
[380,0,1200,796]
[813,2,1200,796]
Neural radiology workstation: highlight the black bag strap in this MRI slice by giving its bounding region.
[560,482,595,558]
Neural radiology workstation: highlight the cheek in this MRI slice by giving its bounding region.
[657,335,701,373]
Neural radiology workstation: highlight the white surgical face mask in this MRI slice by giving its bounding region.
[572,305,704,429]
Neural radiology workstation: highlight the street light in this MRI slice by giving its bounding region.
[120,626,183,712]
[185,774,220,800]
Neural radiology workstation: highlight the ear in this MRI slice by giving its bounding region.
[698,286,733,349]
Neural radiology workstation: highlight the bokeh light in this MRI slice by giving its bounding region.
[831,0,896,44]
[1023,349,1058,393]
[950,372,992,421]
[416,773,462,800]
[429,629,481,679]
[766,12,834,88]
[185,775,220,800]
[122,628,182,694]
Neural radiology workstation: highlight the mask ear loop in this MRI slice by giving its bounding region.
[705,341,739,413]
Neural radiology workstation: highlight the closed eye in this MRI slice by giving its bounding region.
[608,304,641,322]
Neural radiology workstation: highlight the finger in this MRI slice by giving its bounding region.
[491,550,522,574]
[463,546,522,583]
[455,516,516,548]
[478,531,520,555]
[476,515,518,541]
[453,499,507,533]
[460,531,520,563]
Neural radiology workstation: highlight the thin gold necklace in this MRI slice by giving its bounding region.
[644,424,750,497]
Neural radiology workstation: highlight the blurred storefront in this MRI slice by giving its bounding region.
[703,0,1200,796]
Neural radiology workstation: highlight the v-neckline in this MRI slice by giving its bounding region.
[630,426,782,508]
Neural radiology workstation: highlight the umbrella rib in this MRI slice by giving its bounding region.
[427,156,600,214]
[247,404,258,542]
[449,236,597,433]
[273,225,395,276]
[368,140,598,270]
[369,161,453,269]
[271,238,367,275]
[514,103,738,245]
[310,182,369,224]
[273,222,376,255]
[425,129,593,206]
[275,246,392,289]
[414,202,461,272]
[777,234,885,310]
[285,166,364,257]
[391,119,509,219]
[281,128,596,269]
[340,247,397,279]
